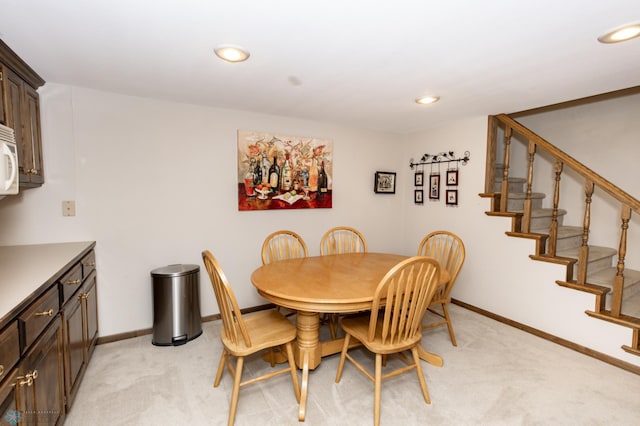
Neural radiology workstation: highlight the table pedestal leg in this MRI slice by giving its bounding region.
[299,351,310,421]
[417,345,443,367]
[294,311,321,421]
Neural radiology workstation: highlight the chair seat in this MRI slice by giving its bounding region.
[341,314,423,355]
[222,309,297,357]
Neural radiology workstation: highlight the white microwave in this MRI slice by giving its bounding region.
[0,123,19,195]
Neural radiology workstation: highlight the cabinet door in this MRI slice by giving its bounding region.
[62,293,85,411]
[1,66,43,187]
[0,369,20,426]
[17,316,65,426]
[0,66,5,125]
[3,68,24,176]
[82,272,99,360]
[22,85,43,185]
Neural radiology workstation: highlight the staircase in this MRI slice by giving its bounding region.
[481,114,640,358]
[495,170,640,316]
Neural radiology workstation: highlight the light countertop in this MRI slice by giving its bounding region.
[0,241,95,326]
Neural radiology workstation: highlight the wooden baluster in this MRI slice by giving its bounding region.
[548,160,563,257]
[577,180,594,285]
[499,127,512,213]
[611,205,631,317]
[522,140,536,233]
[485,116,498,195]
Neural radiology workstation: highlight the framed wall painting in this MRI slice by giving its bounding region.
[447,169,458,186]
[414,171,424,186]
[237,130,333,211]
[374,171,396,194]
[414,189,423,204]
[446,189,458,206]
[429,173,440,200]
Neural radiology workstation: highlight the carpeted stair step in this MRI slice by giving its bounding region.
[504,191,545,211]
[493,177,527,193]
[556,245,618,276]
[530,225,584,252]
[588,267,640,316]
[511,208,567,230]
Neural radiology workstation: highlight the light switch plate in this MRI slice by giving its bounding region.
[62,200,76,216]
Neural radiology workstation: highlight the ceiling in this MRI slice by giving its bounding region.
[1,0,639,134]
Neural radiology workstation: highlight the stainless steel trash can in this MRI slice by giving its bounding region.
[151,264,202,346]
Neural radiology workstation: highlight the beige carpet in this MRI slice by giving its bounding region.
[65,304,640,425]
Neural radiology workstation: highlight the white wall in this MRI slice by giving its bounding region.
[1,85,638,369]
[0,84,406,336]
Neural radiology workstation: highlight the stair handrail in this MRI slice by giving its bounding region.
[493,113,640,215]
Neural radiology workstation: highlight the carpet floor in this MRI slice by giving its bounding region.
[64,304,640,425]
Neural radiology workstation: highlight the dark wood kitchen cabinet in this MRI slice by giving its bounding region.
[61,251,99,411]
[0,287,65,426]
[0,39,45,188]
[0,368,19,426]
[0,65,4,125]
[16,316,66,426]
[0,242,97,425]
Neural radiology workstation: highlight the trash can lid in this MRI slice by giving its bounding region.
[151,264,200,277]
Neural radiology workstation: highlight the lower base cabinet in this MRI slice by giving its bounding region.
[0,242,98,426]
[0,369,19,426]
[16,316,65,426]
[62,294,84,410]
[62,270,98,410]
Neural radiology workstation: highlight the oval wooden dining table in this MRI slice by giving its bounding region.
[251,252,450,421]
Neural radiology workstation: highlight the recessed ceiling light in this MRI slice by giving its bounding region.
[214,45,250,63]
[598,23,640,43]
[415,96,440,105]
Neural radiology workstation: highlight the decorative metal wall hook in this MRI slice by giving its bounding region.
[409,150,470,169]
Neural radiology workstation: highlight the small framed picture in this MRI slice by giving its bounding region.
[429,173,440,200]
[414,172,424,186]
[446,189,458,206]
[446,169,458,186]
[414,189,423,204]
[374,171,396,194]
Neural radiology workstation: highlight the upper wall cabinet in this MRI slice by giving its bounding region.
[0,39,45,188]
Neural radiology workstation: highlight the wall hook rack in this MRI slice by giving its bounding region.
[409,150,470,169]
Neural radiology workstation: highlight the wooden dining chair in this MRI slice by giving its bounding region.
[319,226,368,255]
[261,229,309,265]
[417,230,466,346]
[202,250,300,426]
[261,230,308,317]
[319,226,368,337]
[335,256,441,426]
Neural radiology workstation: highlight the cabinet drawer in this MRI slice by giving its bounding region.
[19,286,59,352]
[59,262,83,306]
[81,250,96,279]
[0,322,19,382]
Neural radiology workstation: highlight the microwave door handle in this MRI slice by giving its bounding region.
[2,144,17,191]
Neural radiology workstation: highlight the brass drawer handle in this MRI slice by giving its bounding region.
[79,293,89,300]
[26,168,37,175]
[18,369,38,387]
[0,365,4,376]
[65,279,82,285]
[84,261,96,267]
[35,308,54,317]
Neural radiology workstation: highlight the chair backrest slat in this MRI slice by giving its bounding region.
[417,231,465,298]
[202,250,252,347]
[261,230,309,265]
[369,257,440,345]
[320,226,368,255]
